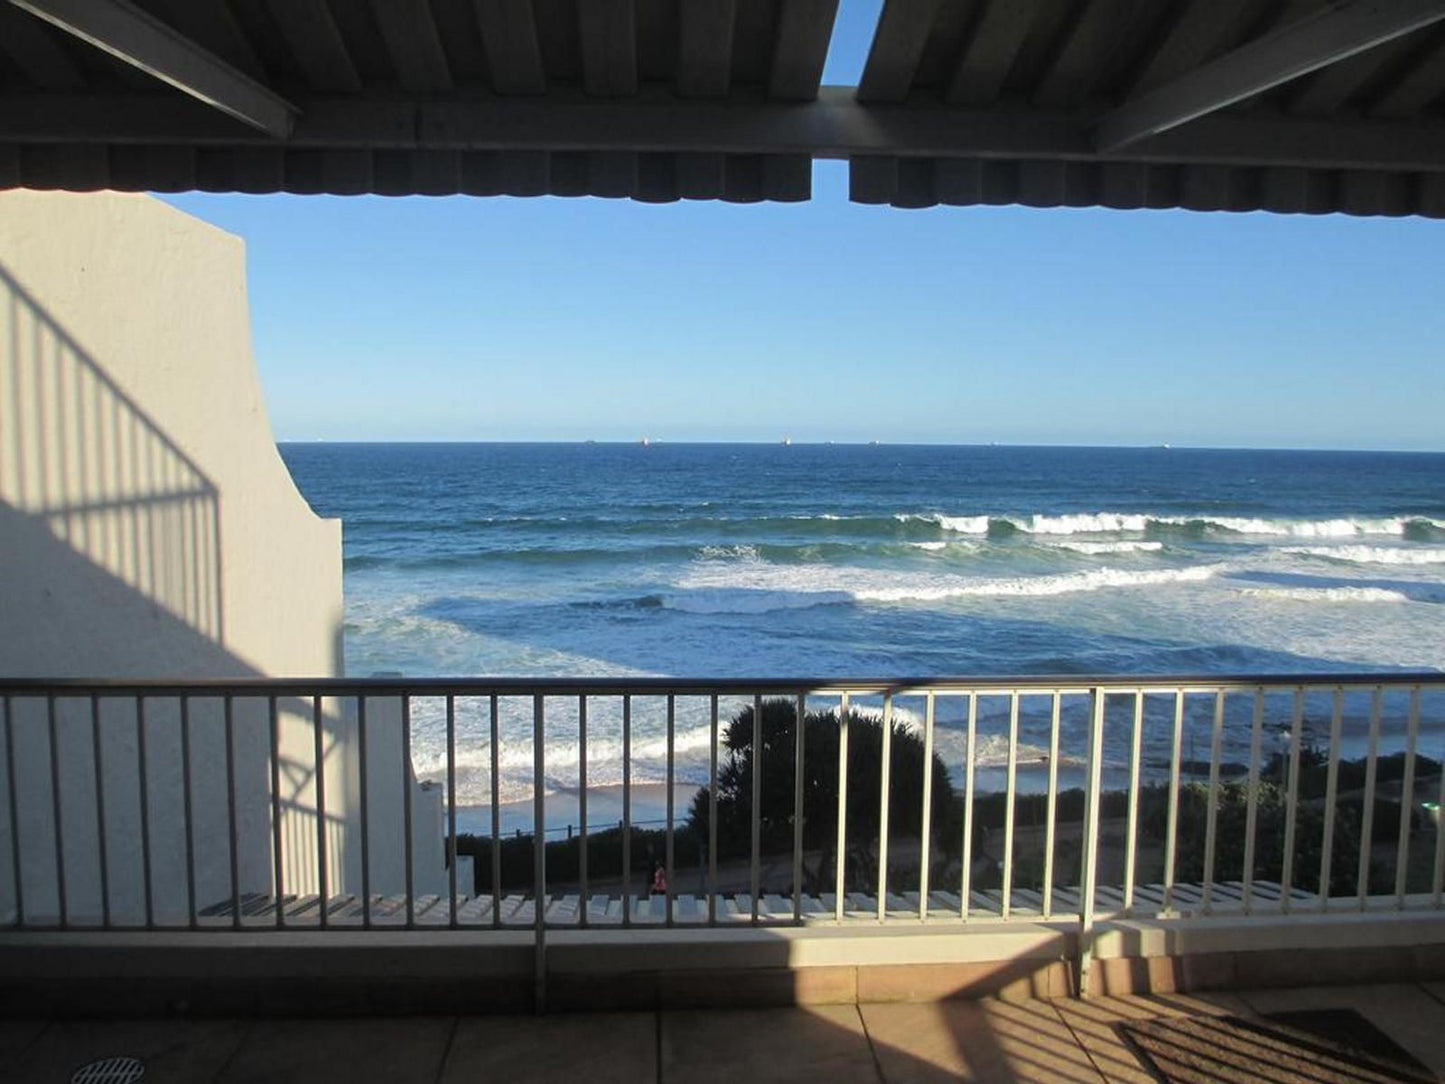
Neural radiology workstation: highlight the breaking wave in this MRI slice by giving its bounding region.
[1049,540,1164,555]
[654,563,1224,614]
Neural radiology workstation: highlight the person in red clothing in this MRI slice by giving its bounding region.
[650,862,667,897]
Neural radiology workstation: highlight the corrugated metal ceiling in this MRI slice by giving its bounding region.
[1,0,1443,215]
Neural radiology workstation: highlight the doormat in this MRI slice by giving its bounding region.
[1117,1008,1433,1083]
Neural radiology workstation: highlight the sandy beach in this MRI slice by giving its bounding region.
[454,781,704,838]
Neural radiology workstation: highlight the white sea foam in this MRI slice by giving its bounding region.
[667,559,1223,613]
[936,514,991,534]
[697,544,758,560]
[909,541,949,551]
[1051,540,1164,555]
[1193,516,1410,537]
[1281,545,1445,565]
[895,513,990,534]
[1238,586,1410,603]
[1010,512,1151,534]
[998,511,1424,538]
[852,565,1220,601]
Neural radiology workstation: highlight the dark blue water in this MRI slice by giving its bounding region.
[278,443,1445,801]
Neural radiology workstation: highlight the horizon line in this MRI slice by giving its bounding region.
[274,439,1445,454]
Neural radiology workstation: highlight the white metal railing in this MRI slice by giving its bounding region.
[2,675,1443,943]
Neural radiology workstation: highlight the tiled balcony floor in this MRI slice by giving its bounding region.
[5,984,1445,1082]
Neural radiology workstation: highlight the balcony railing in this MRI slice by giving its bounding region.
[3,675,1443,946]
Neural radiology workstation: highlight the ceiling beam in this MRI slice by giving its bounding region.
[6,0,295,136]
[677,0,736,98]
[6,88,1445,175]
[856,0,942,103]
[768,0,838,100]
[1094,0,1445,152]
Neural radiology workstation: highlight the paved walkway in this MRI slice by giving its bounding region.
[4,983,1445,1082]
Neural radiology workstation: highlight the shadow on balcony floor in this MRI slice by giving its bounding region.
[5,983,1445,1083]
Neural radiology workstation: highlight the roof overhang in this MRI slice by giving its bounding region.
[3,0,1445,215]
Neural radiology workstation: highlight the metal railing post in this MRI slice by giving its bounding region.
[1078,688,1105,997]
[877,693,892,923]
[533,694,546,1011]
[793,691,805,924]
[835,693,849,924]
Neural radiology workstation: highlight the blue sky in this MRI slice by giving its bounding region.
[162,1,1445,451]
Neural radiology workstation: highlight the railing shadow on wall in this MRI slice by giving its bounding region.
[1,263,221,642]
[0,263,388,927]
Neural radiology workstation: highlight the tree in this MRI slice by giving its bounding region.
[687,699,959,893]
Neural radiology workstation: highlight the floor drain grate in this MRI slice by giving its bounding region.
[71,1056,145,1084]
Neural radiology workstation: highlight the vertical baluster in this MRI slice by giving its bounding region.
[358,696,370,929]
[708,694,718,926]
[1358,687,1382,908]
[4,695,22,928]
[751,693,761,924]
[48,694,67,928]
[1163,692,1183,915]
[312,695,327,930]
[91,695,110,929]
[1281,689,1304,913]
[622,695,631,928]
[793,691,805,925]
[490,694,501,927]
[269,696,284,929]
[1042,692,1060,920]
[835,693,849,924]
[1002,692,1017,920]
[1079,689,1106,992]
[1318,687,1344,911]
[1395,686,1420,907]
[579,695,588,929]
[1124,691,1143,916]
[918,692,934,921]
[877,693,893,923]
[1242,688,1264,915]
[665,694,675,928]
[224,695,239,929]
[533,695,545,1005]
[1433,689,1445,908]
[447,695,457,928]
[403,695,415,928]
[181,696,197,930]
[1201,692,1224,915]
[961,692,976,920]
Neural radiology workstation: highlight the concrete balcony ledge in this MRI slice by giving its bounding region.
[4,907,1445,1016]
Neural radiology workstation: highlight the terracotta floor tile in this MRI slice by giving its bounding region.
[662,1005,879,1084]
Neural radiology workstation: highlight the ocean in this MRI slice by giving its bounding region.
[278,443,1445,820]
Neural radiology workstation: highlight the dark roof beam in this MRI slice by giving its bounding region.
[945,0,1035,106]
[1095,0,1445,151]
[856,0,942,103]
[677,0,735,98]
[1286,34,1416,115]
[768,0,838,100]
[265,0,362,95]
[1033,0,1134,108]
[368,0,453,94]
[0,4,87,89]
[11,87,1445,175]
[1369,30,1445,116]
[473,0,545,94]
[578,0,636,97]
[5,0,295,136]
[1127,0,1254,95]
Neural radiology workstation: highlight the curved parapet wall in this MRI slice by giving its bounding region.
[0,190,340,679]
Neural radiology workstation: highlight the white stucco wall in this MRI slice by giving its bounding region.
[0,192,441,924]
